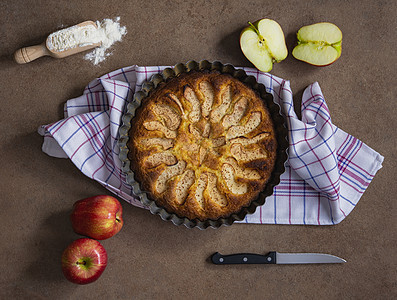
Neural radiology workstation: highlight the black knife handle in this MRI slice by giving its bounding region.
[211,252,276,264]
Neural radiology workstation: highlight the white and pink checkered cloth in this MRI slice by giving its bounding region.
[39,65,384,225]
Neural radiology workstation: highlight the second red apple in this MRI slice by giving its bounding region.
[71,195,123,240]
[62,238,108,284]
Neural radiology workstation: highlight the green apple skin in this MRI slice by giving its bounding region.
[292,22,342,66]
[333,41,342,59]
[240,19,288,72]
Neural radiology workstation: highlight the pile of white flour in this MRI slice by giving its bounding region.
[47,17,127,65]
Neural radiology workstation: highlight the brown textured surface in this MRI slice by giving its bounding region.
[0,0,396,299]
[128,71,277,221]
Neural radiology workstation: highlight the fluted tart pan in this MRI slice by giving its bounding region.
[118,60,288,229]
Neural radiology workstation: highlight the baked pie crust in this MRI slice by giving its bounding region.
[127,70,278,221]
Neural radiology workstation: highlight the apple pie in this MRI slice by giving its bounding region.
[127,70,278,221]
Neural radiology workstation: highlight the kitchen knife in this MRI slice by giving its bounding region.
[211,252,346,265]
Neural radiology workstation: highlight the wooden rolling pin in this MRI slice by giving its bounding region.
[14,21,101,64]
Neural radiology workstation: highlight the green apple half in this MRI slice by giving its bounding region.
[240,19,288,72]
[292,22,342,66]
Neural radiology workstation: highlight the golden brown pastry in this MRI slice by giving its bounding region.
[128,70,277,221]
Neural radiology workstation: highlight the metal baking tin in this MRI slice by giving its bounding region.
[118,60,288,229]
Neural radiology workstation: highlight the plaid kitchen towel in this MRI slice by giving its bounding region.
[39,65,384,225]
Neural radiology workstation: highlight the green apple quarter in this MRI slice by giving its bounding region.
[240,19,288,72]
[292,22,342,66]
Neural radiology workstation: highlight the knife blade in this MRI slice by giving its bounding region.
[211,252,346,265]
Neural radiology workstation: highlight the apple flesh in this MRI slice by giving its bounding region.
[71,195,123,240]
[292,22,342,66]
[240,19,288,72]
[61,238,107,284]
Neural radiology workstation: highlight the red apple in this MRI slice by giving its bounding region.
[71,195,123,240]
[61,238,107,284]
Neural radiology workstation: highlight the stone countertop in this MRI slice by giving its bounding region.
[0,0,395,298]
